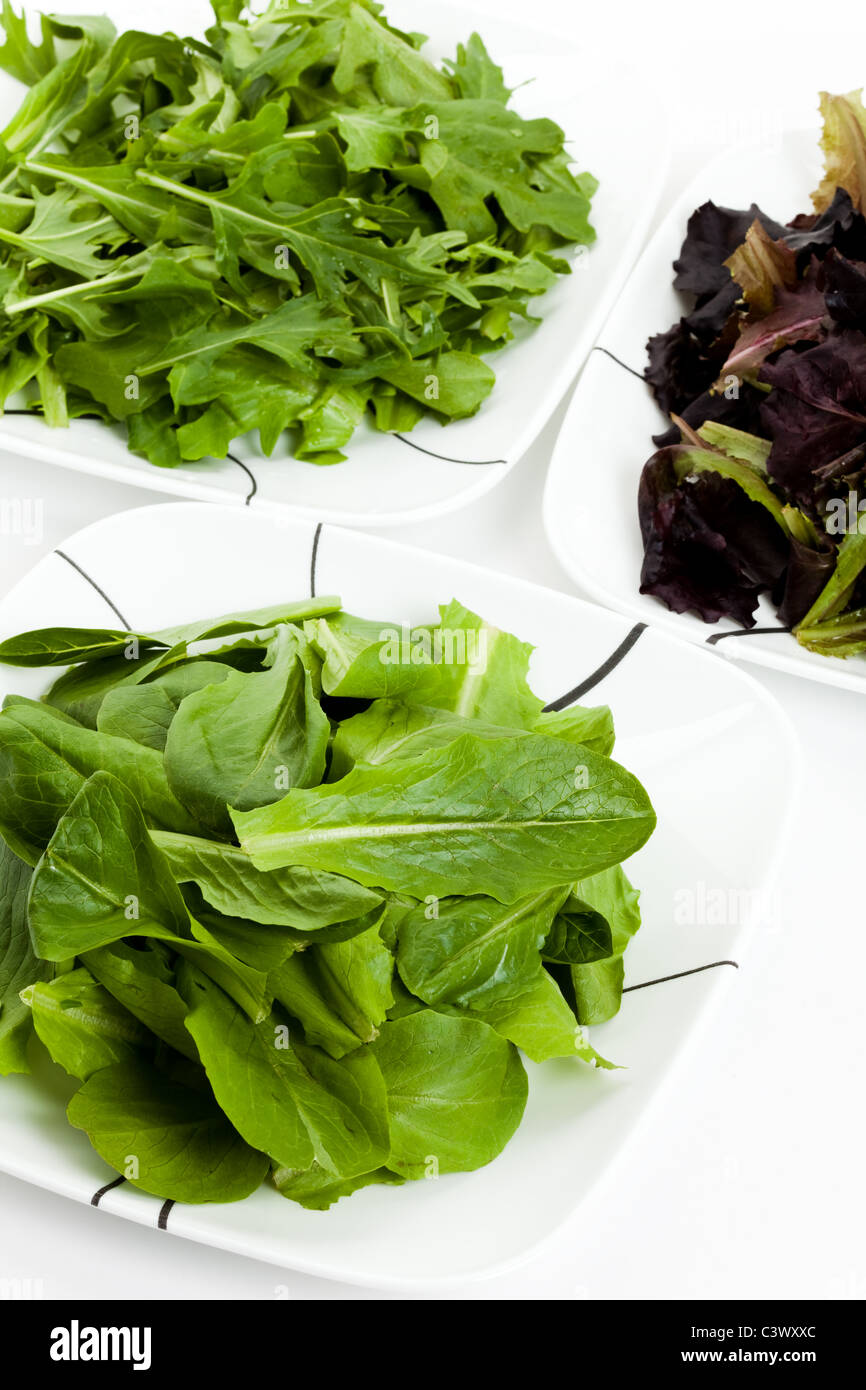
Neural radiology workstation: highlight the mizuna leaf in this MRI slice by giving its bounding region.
[0,2,593,467]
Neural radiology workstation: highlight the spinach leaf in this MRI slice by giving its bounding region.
[82,941,198,1062]
[568,956,625,1029]
[96,660,232,751]
[269,953,366,1061]
[183,888,302,973]
[565,866,642,1025]
[311,921,395,1037]
[328,698,495,775]
[329,695,615,778]
[151,597,342,651]
[21,967,152,1081]
[307,612,434,699]
[397,888,568,1007]
[0,839,50,1075]
[269,916,395,1056]
[180,967,389,1182]
[150,830,384,930]
[67,1058,269,1203]
[534,704,616,757]
[0,696,204,861]
[542,909,614,965]
[467,968,615,1068]
[404,599,546,724]
[0,626,162,667]
[27,770,192,960]
[28,772,269,1021]
[43,645,190,727]
[0,583,653,1209]
[371,1011,527,1177]
[272,1162,403,1212]
[164,626,329,831]
[309,600,544,723]
[233,733,656,902]
[0,597,341,670]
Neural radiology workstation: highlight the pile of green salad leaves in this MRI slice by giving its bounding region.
[0,0,596,467]
[0,596,654,1209]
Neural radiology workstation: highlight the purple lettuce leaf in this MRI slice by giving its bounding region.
[681,283,740,343]
[647,192,866,419]
[759,329,866,498]
[721,278,828,380]
[819,248,866,327]
[784,187,866,260]
[652,381,766,449]
[638,448,789,626]
[638,96,866,644]
[672,201,789,298]
[645,320,727,417]
[645,207,783,418]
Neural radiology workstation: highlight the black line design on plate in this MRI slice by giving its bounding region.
[706,626,792,646]
[2,407,102,421]
[157,1199,175,1231]
[310,522,323,598]
[623,960,739,994]
[542,622,648,711]
[91,1175,126,1207]
[226,451,258,506]
[593,345,646,383]
[394,433,507,467]
[55,550,132,631]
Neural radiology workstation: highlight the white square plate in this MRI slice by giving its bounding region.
[544,126,866,694]
[0,502,798,1287]
[0,0,669,527]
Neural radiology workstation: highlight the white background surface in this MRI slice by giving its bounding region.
[1,0,864,1301]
